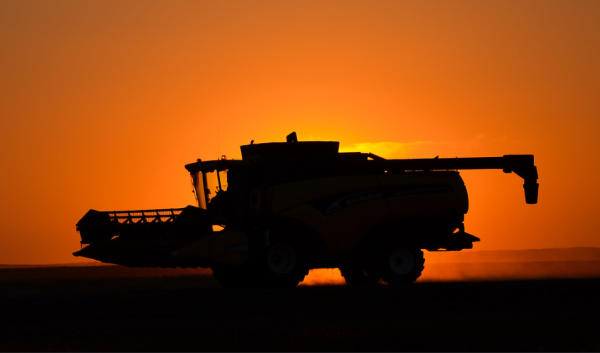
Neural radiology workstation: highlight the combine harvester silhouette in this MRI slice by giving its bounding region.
[75,132,538,288]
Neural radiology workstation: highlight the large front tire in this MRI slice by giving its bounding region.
[380,246,424,285]
[261,242,307,288]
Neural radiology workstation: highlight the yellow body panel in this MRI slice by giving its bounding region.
[209,230,249,265]
[282,199,391,253]
[272,175,380,214]
[176,230,249,265]
[274,172,467,254]
[275,175,391,253]
[177,235,215,259]
[180,172,467,261]
[377,172,468,218]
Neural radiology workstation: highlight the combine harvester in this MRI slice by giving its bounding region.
[75,132,539,287]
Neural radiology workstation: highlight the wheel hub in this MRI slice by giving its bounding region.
[389,248,415,275]
[267,244,297,274]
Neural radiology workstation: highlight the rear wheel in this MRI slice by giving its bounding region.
[380,246,424,285]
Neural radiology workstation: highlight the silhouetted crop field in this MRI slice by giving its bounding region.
[1,263,600,351]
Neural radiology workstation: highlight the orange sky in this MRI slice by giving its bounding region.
[1,0,599,264]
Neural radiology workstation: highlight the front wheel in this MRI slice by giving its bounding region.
[261,242,307,288]
[380,247,424,285]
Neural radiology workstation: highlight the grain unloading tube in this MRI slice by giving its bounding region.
[368,155,539,204]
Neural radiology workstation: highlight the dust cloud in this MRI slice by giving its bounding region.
[299,268,346,286]
[299,261,600,286]
[5,248,600,285]
[0,264,212,281]
[299,248,600,285]
[419,261,600,282]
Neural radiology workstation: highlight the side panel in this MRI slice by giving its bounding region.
[210,231,249,265]
[272,175,382,214]
[377,172,468,220]
[174,230,249,265]
[274,175,392,254]
[176,235,215,259]
[272,172,468,254]
[281,201,392,254]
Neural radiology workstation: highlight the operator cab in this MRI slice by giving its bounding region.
[185,134,377,211]
[185,159,250,210]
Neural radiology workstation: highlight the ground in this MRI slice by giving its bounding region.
[1,265,600,351]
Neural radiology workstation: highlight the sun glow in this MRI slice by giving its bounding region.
[1,1,599,266]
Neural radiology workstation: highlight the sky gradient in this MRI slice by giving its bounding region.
[1,0,599,264]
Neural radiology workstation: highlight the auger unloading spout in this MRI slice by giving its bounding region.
[75,132,539,287]
[502,154,539,204]
[524,178,539,204]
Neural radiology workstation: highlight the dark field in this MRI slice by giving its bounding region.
[1,264,600,351]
